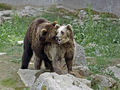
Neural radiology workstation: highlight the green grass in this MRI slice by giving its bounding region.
[0,14,35,54]
[15,87,29,90]
[0,8,119,57]
[87,57,116,74]
[1,77,29,89]
[0,7,119,61]
[0,7,119,58]
[42,8,120,58]
[1,77,16,87]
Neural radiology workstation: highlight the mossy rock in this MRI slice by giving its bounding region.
[41,85,47,90]
[0,3,12,10]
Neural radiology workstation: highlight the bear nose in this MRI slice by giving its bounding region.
[56,36,58,40]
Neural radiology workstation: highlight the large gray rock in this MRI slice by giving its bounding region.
[0,10,13,24]
[30,72,92,90]
[17,69,40,87]
[74,42,87,66]
[18,69,92,90]
[0,10,13,17]
[16,6,43,17]
[91,74,117,88]
[105,66,120,80]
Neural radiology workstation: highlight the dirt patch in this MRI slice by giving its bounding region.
[0,55,28,89]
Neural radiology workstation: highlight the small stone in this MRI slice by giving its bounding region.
[0,10,13,17]
[78,10,88,19]
[17,41,23,45]
[0,52,6,55]
[2,17,12,21]
[73,66,91,76]
[91,74,117,88]
[105,66,120,80]
[116,64,120,68]
[63,16,70,19]
[93,15,100,20]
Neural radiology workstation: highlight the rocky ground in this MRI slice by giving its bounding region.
[0,5,120,90]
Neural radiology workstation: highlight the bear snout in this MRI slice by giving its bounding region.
[58,39,62,44]
[55,36,59,40]
[56,36,62,44]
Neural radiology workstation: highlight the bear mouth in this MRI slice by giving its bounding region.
[58,39,62,44]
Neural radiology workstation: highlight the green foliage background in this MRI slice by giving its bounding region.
[0,8,120,57]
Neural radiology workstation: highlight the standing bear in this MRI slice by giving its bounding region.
[21,18,58,71]
[44,24,75,74]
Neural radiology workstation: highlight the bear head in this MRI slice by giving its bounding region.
[56,24,74,44]
[45,23,60,43]
[36,21,58,42]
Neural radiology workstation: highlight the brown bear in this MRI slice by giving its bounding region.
[44,24,75,74]
[21,18,58,71]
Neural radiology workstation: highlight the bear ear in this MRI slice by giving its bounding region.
[45,23,52,29]
[55,24,60,29]
[66,24,74,40]
[41,29,47,35]
[66,24,72,31]
[51,21,58,26]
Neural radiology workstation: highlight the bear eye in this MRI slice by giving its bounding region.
[61,31,64,35]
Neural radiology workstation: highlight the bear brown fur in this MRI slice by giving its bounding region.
[44,24,75,74]
[21,18,58,71]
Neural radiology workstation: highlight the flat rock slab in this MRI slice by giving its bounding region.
[31,72,92,90]
[17,69,40,87]
[18,69,92,90]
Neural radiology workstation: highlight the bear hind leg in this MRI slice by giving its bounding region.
[34,55,42,70]
[42,53,54,71]
[65,55,73,73]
